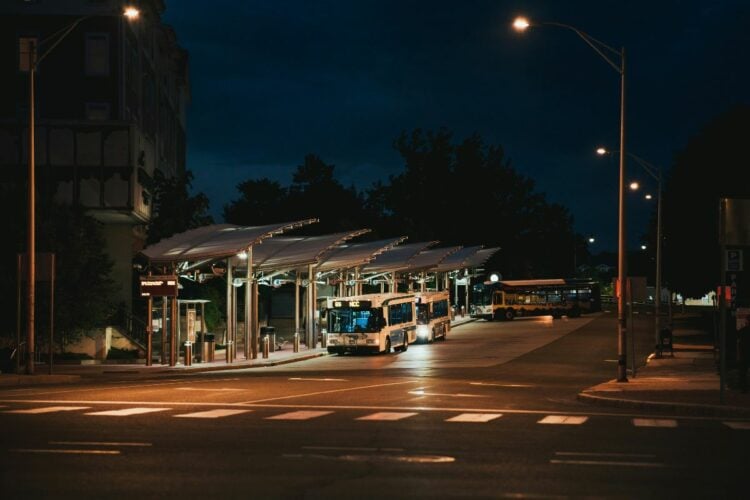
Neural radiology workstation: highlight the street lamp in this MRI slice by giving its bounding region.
[514,16,629,382]
[24,7,139,374]
[597,146,664,357]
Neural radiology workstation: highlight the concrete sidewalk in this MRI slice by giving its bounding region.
[0,315,477,387]
[579,314,750,417]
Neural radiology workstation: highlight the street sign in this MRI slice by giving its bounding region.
[727,249,743,272]
[139,275,179,297]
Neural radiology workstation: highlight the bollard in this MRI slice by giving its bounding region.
[262,335,270,358]
[293,332,300,353]
[184,342,192,367]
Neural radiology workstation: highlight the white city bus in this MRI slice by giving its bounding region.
[322,293,416,355]
[414,290,450,343]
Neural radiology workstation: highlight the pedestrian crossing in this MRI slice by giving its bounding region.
[2,405,750,430]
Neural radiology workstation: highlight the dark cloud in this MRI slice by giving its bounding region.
[163,0,750,251]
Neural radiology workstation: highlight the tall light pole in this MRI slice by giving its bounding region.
[514,16,629,382]
[598,147,663,357]
[24,7,139,374]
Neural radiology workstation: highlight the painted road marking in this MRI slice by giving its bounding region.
[550,459,665,468]
[10,448,121,455]
[357,412,417,421]
[469,382,534,388]
[632,418,678,428]
[266,410,333,420]
[175,409,251,419]
[539,415,588,425]
[174,388,243,392]
[446,413,502,423]
[302,445,404,452]
[289,377,347,382]
[6,406,90,414]
[242,380,419,404]
[724,421,750,430]
[86,407,170,416]
[409,390,486,398]
[556,452,657,458]
[49,441,152,447]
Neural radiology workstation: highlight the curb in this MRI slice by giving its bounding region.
[161,351,329,374]
[577,391,750,418]
[0,374,82,387]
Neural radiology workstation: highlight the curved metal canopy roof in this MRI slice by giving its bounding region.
[140,219,318,264]
[361,241,438,273]
[461,247,501,269]
[316,236,408,273]
[248,230,370,272]
[404,246,462,272]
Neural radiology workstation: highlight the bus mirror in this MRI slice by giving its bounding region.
[321,309,327,319]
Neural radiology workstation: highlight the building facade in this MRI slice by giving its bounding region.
[0,0,189,312]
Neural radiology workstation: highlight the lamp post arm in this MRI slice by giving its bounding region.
[541,22,622,74]
[35,15,93,67]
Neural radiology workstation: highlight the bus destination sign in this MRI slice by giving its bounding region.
[333,300,371,309]
[140,275,179,297]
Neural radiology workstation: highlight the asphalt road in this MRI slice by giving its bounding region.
[2,313,748,499]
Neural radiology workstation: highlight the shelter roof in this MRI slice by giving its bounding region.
[462,247,501,269]
[361,241,438,273]
[432,245,484,272]
[250,230,370,272]
[140,220,317,265]
[404,246,462,272]
[316,236,408,272]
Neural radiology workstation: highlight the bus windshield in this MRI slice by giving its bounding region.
[327,308,382,333]
[472,283,494,306]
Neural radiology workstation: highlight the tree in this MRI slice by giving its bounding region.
[147,169,213,244]
[223,178,289,226]
[660,104,750,298]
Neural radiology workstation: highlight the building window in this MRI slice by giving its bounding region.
[85,102,110,120]
[85,33,109,76]
[18,36,37,72]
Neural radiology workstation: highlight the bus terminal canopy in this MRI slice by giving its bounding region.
[360,241,439,274]
[140,220,318,266]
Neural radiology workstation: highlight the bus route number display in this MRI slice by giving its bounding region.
[333,300,371,309]
[140,275,179,297]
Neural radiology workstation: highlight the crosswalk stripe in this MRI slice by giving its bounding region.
[175,409,251,419]
[724,421,750,430]
[632,418,678,428]
[446,413,502,423]
[357,412,417,421]
[538,415,588,425]
[86,408,170,416]
[266,410,333,420]
[6,406,90,414]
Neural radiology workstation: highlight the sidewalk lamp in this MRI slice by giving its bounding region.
[597,147,664,358]
[24,7,139,374]
[514,16,629,382]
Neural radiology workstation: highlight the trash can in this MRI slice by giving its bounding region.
[204,333,216,362]
[658,327,673,356]
[260,326,276,352]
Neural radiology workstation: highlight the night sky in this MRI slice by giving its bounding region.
[162,0,749,252]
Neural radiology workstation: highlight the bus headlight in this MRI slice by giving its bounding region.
[417,325,430,338]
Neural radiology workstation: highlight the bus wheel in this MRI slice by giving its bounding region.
[504,309,515,321]
[552,309,562,319]
[400,337,408,352]
[383,337,391,354]
[429,329,435,343]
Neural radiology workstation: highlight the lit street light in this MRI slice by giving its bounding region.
[514,16,629,382]
[24,7,139,374]
[597,146,664,357]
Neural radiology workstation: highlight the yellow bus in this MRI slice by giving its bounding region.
[414,290,450,343]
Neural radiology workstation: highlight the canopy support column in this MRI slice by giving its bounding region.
[161,297,167,365]
[226,258,233,363]
[420,272,426,292]
[244,246,253,360]
[295,273,301,337]
[355,267,361,295]
[252,279,259,358]
[306,264,314,349]
[170,295,177,367]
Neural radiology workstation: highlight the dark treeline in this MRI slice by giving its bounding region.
[224,128,578,279]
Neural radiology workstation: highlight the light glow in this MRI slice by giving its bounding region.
[123,7,140,19]
[641,244,647,250]
[629,181,640,191]
[596,147,608,156]
[645,194,653,200]
[513,17,530,31]
[588,237,596,243]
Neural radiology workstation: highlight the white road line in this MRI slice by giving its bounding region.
[10,448,121,455]
[302,446,405,452]
[446,413,502,423]
[555,452,657,458]
[469,382,534,388]
[724,421,750,430]
[539,415,588,425]
[6,406,90,414]
[86,407,170,416]
[409,390,486,398]
[551,459,665,468]
[632,418,678,428]
[289,377,347,382]
[174,409,251,419]
[174,388,243,392]
[49,441,151,447]
[266,410,333,420]
[242,380,419,404]
[357,412,417,421]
